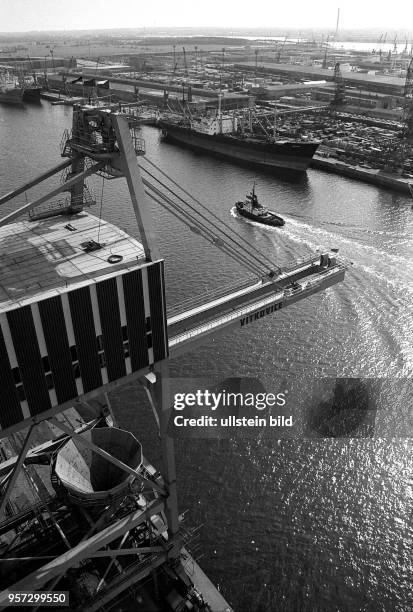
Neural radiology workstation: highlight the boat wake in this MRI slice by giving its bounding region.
[282,217,413,273]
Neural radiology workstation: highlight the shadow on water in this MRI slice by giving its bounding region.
[307,378,377,438]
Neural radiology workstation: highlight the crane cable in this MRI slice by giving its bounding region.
[146,191,261,277]
[142,166,265,274]
[142,156,280,273]
[140,158,281,276]
[144,182,263,277]
[143,177,263,275]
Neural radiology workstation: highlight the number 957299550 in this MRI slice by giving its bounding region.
[7,592,69,607]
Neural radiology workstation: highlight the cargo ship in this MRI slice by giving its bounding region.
[159,111,319,173]
[21,75,42,101]
[0,72,24,104]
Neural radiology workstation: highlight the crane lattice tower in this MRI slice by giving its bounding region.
[331,62,346,107]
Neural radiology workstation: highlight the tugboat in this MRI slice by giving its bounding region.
[235,182,285,227]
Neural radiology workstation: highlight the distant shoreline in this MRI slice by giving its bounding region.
[0,26,412,44]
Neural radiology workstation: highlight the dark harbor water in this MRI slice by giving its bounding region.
[1,102,412,611]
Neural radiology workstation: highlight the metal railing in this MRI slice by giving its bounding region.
[167,275,259,318]
[61,127,145,160]
[169,290,285,347]
[29,188,96,220]
[168,263,345,347]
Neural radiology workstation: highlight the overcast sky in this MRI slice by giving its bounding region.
[1,0,413,32]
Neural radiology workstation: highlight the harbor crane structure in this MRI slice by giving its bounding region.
[331,62,346,108]
[377,56,413,168]
[0,102,345,610]
[402,57,413,141]
[322,35,330,69]
[182,47,189,78]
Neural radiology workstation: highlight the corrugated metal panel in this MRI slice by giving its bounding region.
[0,326,23,428]
[7,306,51,415]
[122,269,149,371]
[68,287,102,393]
[159,260,169,357]
[147,262,167,362]
[96,277,126,382]
[38,296,78,404]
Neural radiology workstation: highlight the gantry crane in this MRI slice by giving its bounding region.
[322,35,330,69]
[331,62,346,108]
[402,57,413,140]
[277,35,288,63]
[182,47,188,78]
[0,102,345,610]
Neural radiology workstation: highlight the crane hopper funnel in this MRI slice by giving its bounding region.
[53,427,143,506]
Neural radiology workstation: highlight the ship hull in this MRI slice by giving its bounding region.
[235,203,285,226]
[0,87,24,104]
[23,86,42,101]
[160,122,319,172]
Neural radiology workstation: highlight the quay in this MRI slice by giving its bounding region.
[6,33,409,195]
[312,155,413,193]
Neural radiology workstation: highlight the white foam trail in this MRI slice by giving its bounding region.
[283,217,413,272]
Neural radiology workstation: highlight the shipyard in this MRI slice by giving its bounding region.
[0,2,412,612]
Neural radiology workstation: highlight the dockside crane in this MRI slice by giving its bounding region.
[26,54,38,85]
[375,57,413,169]
[374,33,383,54]
[0,102,345,611]
[50,47,55,72]
[390,34,400,70]
[402,57,413,140]
[381,32,388,63]
[322,35,330,69]
[182,47,189,78]
[43,55,50,90]
[221,47,226,85]
[277,35,288,63]
[331,62,346,108]
[375,33,384,62]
